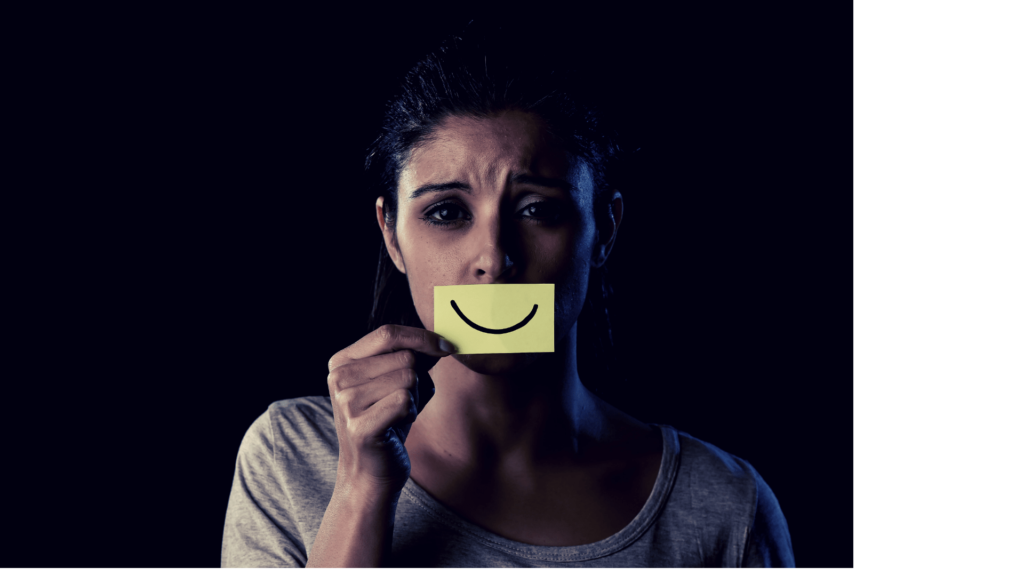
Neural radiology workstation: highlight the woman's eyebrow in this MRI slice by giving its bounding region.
[409,175,573,199]
[511,174,575,192]
[409,181,471,199]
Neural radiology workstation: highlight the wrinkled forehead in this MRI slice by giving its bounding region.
[400,111,594,200]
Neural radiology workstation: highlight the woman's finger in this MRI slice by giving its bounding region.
[327,350,417,393]
[334,368,418,415]
[349,387,417,445]
[328,324,455,371]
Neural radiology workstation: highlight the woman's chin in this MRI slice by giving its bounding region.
[452,352,545,375]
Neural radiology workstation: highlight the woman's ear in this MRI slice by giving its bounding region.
[376,196,407,274]
[592,191,623,268]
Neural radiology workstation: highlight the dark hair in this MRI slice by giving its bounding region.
[365,24,628,395]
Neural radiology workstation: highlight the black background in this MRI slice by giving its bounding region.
[9,3,851,568]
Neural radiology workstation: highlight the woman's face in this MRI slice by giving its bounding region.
[378,110,611,375]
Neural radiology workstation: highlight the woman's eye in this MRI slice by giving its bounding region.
[520,202,562,222]
[423,203,469,226]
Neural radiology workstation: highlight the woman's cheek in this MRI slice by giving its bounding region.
[411,244,460,332]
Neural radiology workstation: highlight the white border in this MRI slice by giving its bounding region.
[856,0,1024,571]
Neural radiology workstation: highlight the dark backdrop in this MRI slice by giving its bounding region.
[10,4,851,568]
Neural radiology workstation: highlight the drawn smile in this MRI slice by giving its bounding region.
[450,300,539,334]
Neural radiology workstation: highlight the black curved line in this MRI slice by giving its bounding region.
[450,300,539,334]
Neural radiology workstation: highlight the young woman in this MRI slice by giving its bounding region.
[221,28,794,568]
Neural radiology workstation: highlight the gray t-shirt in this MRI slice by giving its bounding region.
[221,396,794,567]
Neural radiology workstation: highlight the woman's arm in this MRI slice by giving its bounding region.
[305,481,399,567]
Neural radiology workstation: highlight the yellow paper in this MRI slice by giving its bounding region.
[433,284,555,354]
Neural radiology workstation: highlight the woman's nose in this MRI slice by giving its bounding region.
[470,218,516,283]
[474,252,515,282]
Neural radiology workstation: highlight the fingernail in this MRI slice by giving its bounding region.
[439,338,456,353]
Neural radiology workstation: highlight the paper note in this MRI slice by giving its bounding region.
[433,284,555,354]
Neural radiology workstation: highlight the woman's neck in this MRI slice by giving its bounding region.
[411,324,611,471]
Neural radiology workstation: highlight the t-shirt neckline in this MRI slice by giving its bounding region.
[400,423,681,563]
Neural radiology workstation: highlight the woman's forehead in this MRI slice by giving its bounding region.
[400,111,592,197]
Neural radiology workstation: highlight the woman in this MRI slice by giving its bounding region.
[221,27,794,568]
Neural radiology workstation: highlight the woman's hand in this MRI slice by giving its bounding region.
[326,324,455,498]
[308,324,453,567]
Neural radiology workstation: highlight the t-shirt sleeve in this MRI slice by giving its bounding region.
[221,407,307,567]
[741,468,795,567]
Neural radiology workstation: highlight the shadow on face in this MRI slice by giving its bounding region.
[381,110,601,376]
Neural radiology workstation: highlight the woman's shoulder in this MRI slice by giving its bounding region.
[655,425,767,517]
[226,397,339,567]
[237,396,337,461]
[670,428,761,484]
[264,395,334,427]
[656,425,794,566]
